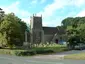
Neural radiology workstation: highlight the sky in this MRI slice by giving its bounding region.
[0,0,85,27]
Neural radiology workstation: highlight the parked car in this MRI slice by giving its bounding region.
[75,43,85,50]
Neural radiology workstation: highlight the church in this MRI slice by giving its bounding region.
[29,14,66,44]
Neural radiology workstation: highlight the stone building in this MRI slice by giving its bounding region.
[30,15,65,44]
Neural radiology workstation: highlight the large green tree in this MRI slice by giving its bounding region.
[61,16,85,49]
[0,13,28,48]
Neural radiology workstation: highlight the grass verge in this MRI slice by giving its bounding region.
[64,53,85,60]
[0,44,68,56]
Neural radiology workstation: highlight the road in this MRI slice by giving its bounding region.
[32,50,85,59]
[0,53,85,64]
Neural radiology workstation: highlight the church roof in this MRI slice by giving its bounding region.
[57,26,66,35]
[43,27,58,35]
[43,26,65,35]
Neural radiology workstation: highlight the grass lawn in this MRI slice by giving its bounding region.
[64,53,85,60]
[31,44,67,53]
[0,44,68,56]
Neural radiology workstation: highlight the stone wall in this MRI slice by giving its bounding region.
[44,35,53,43]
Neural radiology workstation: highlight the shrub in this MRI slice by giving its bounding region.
[35,49,54,54]
[0,44,67,56]
[13,50,36,56]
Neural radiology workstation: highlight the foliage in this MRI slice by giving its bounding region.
[0,8,28,48]
[13,50,36,56]
[61,17,85,49]
[0,8,5,23]
[61,17,85,28]
[62,17,74,28]
[0,44,67,56]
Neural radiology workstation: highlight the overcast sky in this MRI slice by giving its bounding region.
[0,0,85,27]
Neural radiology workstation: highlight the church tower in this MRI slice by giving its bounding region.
[30,14,44,44]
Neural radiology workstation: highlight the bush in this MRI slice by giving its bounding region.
[14,49,54,56]
[35,49,54,54]
[0,44,67,56]
[13,50,36,56]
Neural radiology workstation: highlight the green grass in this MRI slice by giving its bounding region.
[0,49,27,55]
[0,44,68,56]
[64,53,85,60]
[32,45,67,53]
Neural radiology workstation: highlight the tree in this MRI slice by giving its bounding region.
[62,17,85,49]
[0,8,5,23]
[61,17,74,28]
[0,13,28,48]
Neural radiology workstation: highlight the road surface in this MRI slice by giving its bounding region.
[0,54,85,64]
[32,50,85,59]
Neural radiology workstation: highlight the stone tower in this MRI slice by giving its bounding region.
[30,14,44,44]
